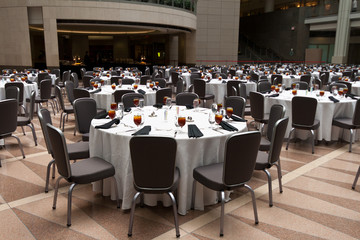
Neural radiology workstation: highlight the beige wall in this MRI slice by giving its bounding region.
[196,0,240,65]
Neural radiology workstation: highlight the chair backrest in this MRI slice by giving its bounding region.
[85,71,93,76]
[337,81,352,92]
[268,117,289,165]
[82,75,93,88]
[62,71,70,82]
[329,82,347,92]
[46,124,72,179]
[73,98,97,134]
[5,85,20,103]
[239,83,247,99]
[28,90,36,120]
[193,79,206,98]
[227,80,240,97]
[176,78,184,94]
[5,82,24,103]
[145,67,150,75]
[80,68,86,79]
[190,72,201,85]
[293,81,308,90]
[122,93,144,108]
[313,78,322,89]
[292,96,317,126]
[73,88,90,100]
[111,76,122,85]
[249,91,265,121]
[114,89,134,104]
[154,78,167,88]
[156,88,172,105]
[65,80,75,104]
[175,92,199,106]
[70,72,79,88]
[171,71,180,85]
[257,81,271,93]
[300,74,311,85]
[122,78,135,85]
[225,96,246,118]
[140,75,151,85]
[266,104,285,141]
[40,79,52,100]
[0,99,18,135]
[38,108,53,155]
[223,131,261,187]
[353,99,360,126]
[271,74,282,85]
[130,136,177,190]
[38,72,50,85]
[250,73,259,82]
[55,86,65,111]
[320,71,329,86]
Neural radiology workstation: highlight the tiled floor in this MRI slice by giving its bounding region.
[0,102,359,240]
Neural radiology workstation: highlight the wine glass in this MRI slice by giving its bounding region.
[108,110,116,119]
[338,88,344,97]
[215,111,223,125]
[343,87,349,95]
[133,84,138,90]
[133,98,140,107]
[217,103,223,111]
[118,79,122,88]
[331,86,338,96]
[117,103,124,120]
[319,90,325,97]
[226,107,233,120]
[177,116,186,131]
[139,99,145,109]
[166,97,172,108]
[208,112,215,129]
[110,102,117,110]
[146,80,151,89]
[133,113,143,128]
[111,84,116,90]
[211,103,217,114]
[193,98,200,111]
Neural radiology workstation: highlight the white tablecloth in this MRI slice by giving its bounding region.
[351,82,360,96]
[90,85,156,111]
[264,90,359,142]
[89,106,248,215]
[27,73,57,85]
[0,80,38,105]
[206,79,256,104]
[267,74,301,88]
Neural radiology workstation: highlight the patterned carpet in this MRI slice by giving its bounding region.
[0,100,359,240]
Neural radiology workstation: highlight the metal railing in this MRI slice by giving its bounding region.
[74,0,197,13]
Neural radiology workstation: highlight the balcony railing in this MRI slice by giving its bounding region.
[305,1,339,18]
[74,0,197,13]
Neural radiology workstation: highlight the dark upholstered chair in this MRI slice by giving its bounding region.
[73,88,90,100]
[225,96,246,118]
[82,75,93,88]
[65,80,75,105]
[194,79,214,107]
[38,108,89,193]
[256,117,289,207]
[155,88,172,105]
[240,83,251,115]
[153,78,167,88]
[257,81,271,93]
[190,72,201,85]
[37,72,50,86]
[36,79,56,115]
[329,82,348,93]
[122,78,134,85]
[0,99,25,164]
[140,75,151,85]
[128,136,180,238]
[300,74,311,85]
[292,81,308,90]
[122,93,144,109]
[17,90,37,146]
[111,76,122,85]
[73,98,97,141]
[320,71,329,87]
[227,80,240,97]
[313,78,322,89]
[47,124,119,227]
[271,74,282,85]
[259,104,285,152]
[56,86,74,132]
[332,99,360,152]
[192,131,261,237]
[286,96,320,154]
[5,82,25,112]
[5,85,19,103]
[249,91,269,133]
[62,70,70,82]
[114,90,134,104]
[70,72,79,88]
[175,92,199,106]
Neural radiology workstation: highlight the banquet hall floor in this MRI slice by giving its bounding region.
[0,104,359,240]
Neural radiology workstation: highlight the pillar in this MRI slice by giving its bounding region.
[43,7,59,67]
[331,0,352,64]
[264,0,275,13]
[169,35,179,66]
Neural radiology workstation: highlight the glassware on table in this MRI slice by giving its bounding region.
[193,98,200,111]
[117,103,124,119]
[93,82,99,89]
[211,103,218,114]
[292,89,297,96]
[111,84,116,90]
[217,103,223,111]
[271,85,275,92]
[139,99,145,109]
[91,81,95,87]
[319,90,325,97]
[155,81,159,87]
[110,102,117,110]
[108,110,116,119]
[118,79,122,88]
[215,111,223,124]
[177,116,186,129]
[275,87,280,93]
[343,87,349,95]
[166,97,172,108]
[133,113,143,127]
[292,83,296,89]
[133,84,138,90]
[226,107,233,119]
[338,88,344,97]
[100,79,104,85]
[208,112,215,129]
[146,80,151,88]
[133,98,140,107]
[331,86,338,96]
[135,78,140,85]
[163,96,168,105]
[295,83,300,90]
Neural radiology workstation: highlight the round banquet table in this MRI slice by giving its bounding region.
[27,73,57,85]
[0,80,38,106]
[267,74,301,88]
[206,79,256,104]
[264,90,359,142]
[351,81,360,96]
[89,106,248,215]
[90,85,156,111]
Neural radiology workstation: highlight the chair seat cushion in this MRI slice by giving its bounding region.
[96,108,107,115]
[82,133,89,141]
[67,141,89,160]
[69,157,115,184]
[259,137,271,152]
[17,116,30,126]
[200,94,215,100]
[293,119,320,130]
[64,105,74,113]
[193,163,225,192]
[333,118,359,129]
[135,168,180,193]
[255,151,271,170]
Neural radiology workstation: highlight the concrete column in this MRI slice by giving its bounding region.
[43,7,59,67]
[264,0,275,13]
[169,35,179,66]
[185,31,196,65]
[331,0,352,64]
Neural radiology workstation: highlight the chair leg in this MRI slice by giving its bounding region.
[140,192,144,208]
[263,169,273,207]
[286,127,295,150]
[73,127,76,136]
[67,183,77,227]
[20,126,26,135]
[52,176,64,209]
[219,191,225,237]
[273,161,283,193]
[349,129,354,153]
[352,166,360,190]
[62,113,67,132]
[11,135,25,159]
[128,191,141,237]
[310,130,315,154]
[60,112,64,129]
[49,101,56,116]
[244,184,259,224]
[45,159,55,193]
[28,123,37,146]
[167,192,180,238]
[191,180,196,210]
[111,176,121,208]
